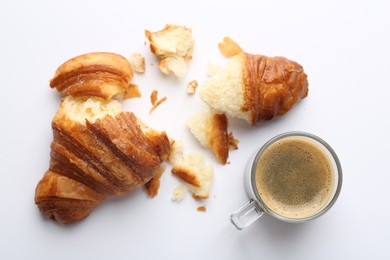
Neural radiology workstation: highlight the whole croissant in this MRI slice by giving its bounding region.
[200,52,308,126]
[35,52,171,224]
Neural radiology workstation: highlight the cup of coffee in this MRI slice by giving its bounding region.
[231,131,342,230]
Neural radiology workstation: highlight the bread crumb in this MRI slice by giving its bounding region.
[149,89,167,113]
[172,184,186,202]
[123,83,141,99]
[186,80,198,94]
[149,96,167,113]
[150,90,158,105]
[197,205,207,212]
[129,53,145,73]
[144,165,166,198]
[171,152,213,200]
[145,24,194,78]
[218,36,244,57]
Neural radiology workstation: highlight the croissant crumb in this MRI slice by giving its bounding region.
[218,36,244,57]
[171,152,213,200]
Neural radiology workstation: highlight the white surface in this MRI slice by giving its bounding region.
[1,0,389,259]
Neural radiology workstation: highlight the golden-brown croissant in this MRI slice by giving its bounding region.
[37,52,171,224]
[200,52,308,126]
[49,52,141,100]
[35,97,170,224]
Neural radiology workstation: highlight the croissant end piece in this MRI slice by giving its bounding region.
[35,170,107,225]
[200,53,308,126]
[50,52,140,100]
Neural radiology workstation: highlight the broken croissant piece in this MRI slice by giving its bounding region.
[200,53,308,126]
[187,109,237,165]
[218,36,244,58]
[145,24,194,78]
[35,96,170,224]
[129,53,146,73]
[171,152,213,200]
[168,141,213,200]
[186,80,198,94]
[50,52,141,100]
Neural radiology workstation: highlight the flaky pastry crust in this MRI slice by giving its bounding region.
[242,53,308,125]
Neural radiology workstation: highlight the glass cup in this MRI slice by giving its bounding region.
[231,131,342,230]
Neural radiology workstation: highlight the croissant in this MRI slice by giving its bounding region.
[199,52,308,126]
[49,52,141,100]
[35,96,171,224]
[36,52,171,224]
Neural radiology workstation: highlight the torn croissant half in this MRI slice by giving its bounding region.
[200,52,308,126]
[35,96,171,224]
[49,52,140,100]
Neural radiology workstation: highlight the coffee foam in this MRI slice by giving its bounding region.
[255,136,334,219]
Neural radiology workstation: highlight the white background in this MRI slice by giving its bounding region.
[1,0,389,259]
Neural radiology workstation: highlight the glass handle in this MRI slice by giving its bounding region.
[230,200,264,230]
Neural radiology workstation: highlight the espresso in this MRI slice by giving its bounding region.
[255,136,334,219]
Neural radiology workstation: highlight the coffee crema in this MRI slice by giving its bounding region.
[255,136,334,219]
